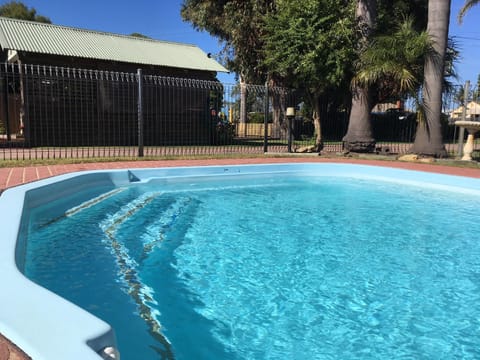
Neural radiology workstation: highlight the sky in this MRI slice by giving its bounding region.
[6,0,480,86]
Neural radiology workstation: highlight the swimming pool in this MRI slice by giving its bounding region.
[1,163,480,359]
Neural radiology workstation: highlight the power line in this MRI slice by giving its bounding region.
[452,35,480,41]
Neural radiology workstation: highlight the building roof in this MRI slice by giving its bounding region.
[0,16,228,73]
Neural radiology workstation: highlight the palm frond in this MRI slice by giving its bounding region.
[352,15,432,97]
[458,0,480,24]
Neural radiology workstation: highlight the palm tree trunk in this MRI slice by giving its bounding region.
[343,85,375,152]
[342,0,376,152]
[411,0,450,157]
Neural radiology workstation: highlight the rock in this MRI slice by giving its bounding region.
[419,157,435,163]
[398,154,418,162]
[378,146,391,155]
[295,145,316,153]
[343,140,376,153]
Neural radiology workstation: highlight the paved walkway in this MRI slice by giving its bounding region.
[1,156,480,359]
[0,335,29,360]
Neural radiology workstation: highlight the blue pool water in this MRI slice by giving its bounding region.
[22,172,480,359]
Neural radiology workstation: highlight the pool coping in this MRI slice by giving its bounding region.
[2,158,480,192]
[1,158,480,359]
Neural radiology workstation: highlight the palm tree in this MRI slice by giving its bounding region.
[458,0,480,23]
[410,0,451,157]
[342,0,376,153]
[353,17,432,101]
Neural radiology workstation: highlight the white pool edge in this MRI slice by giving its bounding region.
[1,163,479,359]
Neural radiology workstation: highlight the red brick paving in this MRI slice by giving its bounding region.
[0,334,30,360]
[1,156,480,359]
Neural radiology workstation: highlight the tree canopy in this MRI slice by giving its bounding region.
[182,0,433,93]
[181,0,274,83]
[0,1,51,23]
[262,0,354,92]
[129,32,151,39]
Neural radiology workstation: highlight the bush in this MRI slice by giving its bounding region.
[292,118,314,140]
[248,112,272,123]
[213,118,235,144]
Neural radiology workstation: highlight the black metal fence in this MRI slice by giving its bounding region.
[0,62,476,161]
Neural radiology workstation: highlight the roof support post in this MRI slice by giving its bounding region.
[137,68,144,157]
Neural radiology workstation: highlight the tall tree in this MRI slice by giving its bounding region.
[410,0,451,157]
[181,0,274,84]
[262,0,355,151]
[342,0,428,152]
[182,1,274,125]
[342,0,377,153]
[0,1,51,23]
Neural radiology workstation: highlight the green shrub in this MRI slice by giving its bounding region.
[248,112,272,123]
[213,119,235,144]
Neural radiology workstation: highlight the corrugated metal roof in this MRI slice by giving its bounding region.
[0,16,228,73]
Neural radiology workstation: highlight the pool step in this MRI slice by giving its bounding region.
[65,188,126,217]
[139,196,192,260]
[100,191,161,239]
[98,193,194,358]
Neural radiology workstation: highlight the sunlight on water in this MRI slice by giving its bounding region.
[23,175,480,359]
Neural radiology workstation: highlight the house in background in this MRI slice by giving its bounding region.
[450,101,480,123]
[0,16,228,146]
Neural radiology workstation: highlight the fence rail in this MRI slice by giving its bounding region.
[0,62,477,161]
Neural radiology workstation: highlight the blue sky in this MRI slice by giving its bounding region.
[450,1,480,85]
[8,0,480,86]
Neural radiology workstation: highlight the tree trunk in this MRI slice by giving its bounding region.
[343,85,375,152]
[342,0,376,152]
[312,94,325,152]
[411,0,450,157]
[270,82,286,139]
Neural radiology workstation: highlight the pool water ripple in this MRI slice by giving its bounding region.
[23,175,480,359]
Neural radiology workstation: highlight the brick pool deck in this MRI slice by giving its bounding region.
[1,156,480,359]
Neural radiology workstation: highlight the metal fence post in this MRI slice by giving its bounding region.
[286,107,295,153]
[264,81,269,153]
[137,68,144,157]
[457,80,469,158]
